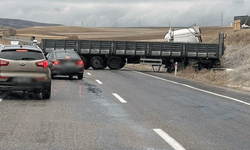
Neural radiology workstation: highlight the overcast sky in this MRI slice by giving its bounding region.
[0,0,249,27]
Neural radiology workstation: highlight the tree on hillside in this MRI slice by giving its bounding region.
[2,27,17,37]
[8,28,17,36]
[2,31,10,37]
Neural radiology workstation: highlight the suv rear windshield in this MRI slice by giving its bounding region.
[0,49,44,60]
[55,52,79,59]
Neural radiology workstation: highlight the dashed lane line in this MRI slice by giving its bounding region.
[112,93,127,103]
[87,73,92,76]
[96,79,103,84]
[134,71,250,106]
[154,129,186,150]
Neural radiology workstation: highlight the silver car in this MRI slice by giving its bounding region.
[0,44,51,99]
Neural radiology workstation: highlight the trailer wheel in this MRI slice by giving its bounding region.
[90,56,105,69]
[167,63,175,73]
[107,56,121,70]
[81,56,90,69]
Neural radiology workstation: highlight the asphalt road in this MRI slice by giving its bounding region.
[0,68,250,150]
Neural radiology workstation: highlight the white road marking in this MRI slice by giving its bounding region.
[96,79,103,84]
[154,129,186,150]
[134,71,250,106]
[0,99,2,102]
[112,93,127,103]
[87,73,92,76]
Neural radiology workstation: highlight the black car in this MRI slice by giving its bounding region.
[46,50,84,79]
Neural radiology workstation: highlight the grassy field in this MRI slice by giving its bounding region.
[15,25,234,42]
[1,25,249,92]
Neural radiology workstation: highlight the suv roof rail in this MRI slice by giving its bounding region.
[0,44,4,49]
[34,44,41,49]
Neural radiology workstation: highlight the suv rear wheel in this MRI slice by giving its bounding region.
[42,83,51,99]
[69,75,73,79]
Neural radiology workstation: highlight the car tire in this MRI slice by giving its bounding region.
[42,90,51,99]
[69,75,73,79]
[42,83,51,99]
[51,74,55,79]
[78,73,83,80]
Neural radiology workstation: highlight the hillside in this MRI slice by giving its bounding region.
[0,18,61,29]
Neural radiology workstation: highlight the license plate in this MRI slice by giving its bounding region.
[64,62,75,66]
[13,77,32,83]
[0,87,11,90]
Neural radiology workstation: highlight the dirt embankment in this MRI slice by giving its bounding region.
[139,28,250,92]
[125,27,250,92]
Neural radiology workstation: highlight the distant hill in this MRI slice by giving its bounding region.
[0,18,62,29]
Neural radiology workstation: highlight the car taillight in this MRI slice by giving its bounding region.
[77,60,84,66]
[0,59,9,66]
[0,76,9,79]
[53,61,60,65]
[16,49,28,52]
[36,60,48,68]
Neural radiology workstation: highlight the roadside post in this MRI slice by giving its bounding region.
[175,62,177,76]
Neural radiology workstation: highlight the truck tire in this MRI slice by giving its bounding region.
[90,56,104,69]
[107,56,122,70]
[120,57,126,68]
[81,56,90,69]
[167,63,175,73]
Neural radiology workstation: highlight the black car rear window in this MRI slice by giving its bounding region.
[55,52,79,59]
[0,49,44,60]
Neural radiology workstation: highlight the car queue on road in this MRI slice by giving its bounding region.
[0,43,84,100]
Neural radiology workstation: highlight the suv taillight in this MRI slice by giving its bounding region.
[0,59,9,66]
[52,61,60,65]
[77,60,84,66]
[36,60,48,68]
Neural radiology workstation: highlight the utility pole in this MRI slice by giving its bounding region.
[221,12,223,26]
[139,19,141,27]
[95,21,96,27]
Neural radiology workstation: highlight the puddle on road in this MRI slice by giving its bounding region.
[84,81,102,94]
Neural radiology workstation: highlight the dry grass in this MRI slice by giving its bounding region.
[66,35,79,40]
[0,39,11,45]
[0,25,249,92]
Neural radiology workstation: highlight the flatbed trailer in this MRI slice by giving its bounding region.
[41,32,225,72]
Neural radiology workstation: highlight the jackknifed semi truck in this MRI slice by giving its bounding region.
[40,32,225,72]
